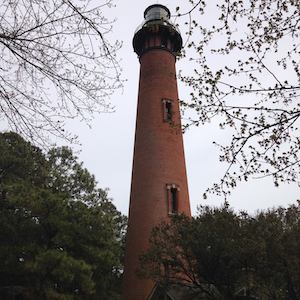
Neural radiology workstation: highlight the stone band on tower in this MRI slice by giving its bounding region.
[123,5,191,300]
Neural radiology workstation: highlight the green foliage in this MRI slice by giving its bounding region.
[141,202,300,299]
[0,132,126,300]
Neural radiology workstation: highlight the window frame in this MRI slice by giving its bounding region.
[162,99,173,123]
[166,183,180,214]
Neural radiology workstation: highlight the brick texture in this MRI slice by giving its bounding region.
[122,49,191,300]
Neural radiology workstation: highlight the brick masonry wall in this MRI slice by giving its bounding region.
[122,49,191,300]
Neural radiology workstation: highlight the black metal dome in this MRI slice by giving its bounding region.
[133,4,183,57]
[144,4,171,20]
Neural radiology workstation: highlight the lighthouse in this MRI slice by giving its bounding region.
[123,5,191,299]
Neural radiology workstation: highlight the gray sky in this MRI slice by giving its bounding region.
[66,0,300,216]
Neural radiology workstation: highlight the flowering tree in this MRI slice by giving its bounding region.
[177,0,300,196]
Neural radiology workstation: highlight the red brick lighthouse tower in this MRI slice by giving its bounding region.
[123,4,191,300]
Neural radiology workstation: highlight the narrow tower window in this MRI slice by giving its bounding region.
[170,187,178,213]
[166,184,180,214]
[162,99,173,123]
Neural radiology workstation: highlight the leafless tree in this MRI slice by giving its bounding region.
[176,0,300,196]
[0,0,122,145]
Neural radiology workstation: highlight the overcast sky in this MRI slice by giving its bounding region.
[63,0,299,216]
